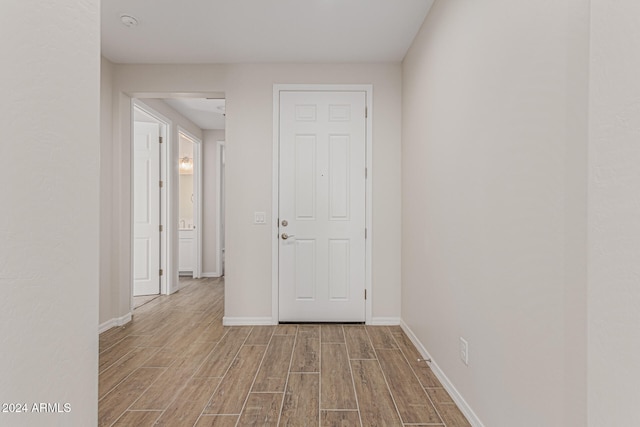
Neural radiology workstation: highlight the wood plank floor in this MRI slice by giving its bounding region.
[99,278,471,427]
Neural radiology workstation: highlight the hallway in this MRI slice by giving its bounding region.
[98,278,470,426]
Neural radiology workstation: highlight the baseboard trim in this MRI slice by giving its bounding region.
[98,312,132,334]
[201,272,221,278]
[222,316,276,326]
[400,319,485,427]
[368,316,401,325]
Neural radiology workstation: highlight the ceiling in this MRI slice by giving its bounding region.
[133,98,225,130]
[101,0,434,64]
[163,98,226,130]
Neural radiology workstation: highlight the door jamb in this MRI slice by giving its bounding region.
[271,84,373,325]
[216,140,226,277]
[131,100,171,303]
[178,127,203,279]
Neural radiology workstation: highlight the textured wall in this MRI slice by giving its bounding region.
[401,0,588,425]
[0,0,100,425]
[588,1,640,424]
[100,57,115,325]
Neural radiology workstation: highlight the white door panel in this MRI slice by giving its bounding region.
[279,91,366,322]
[133,121,160,296]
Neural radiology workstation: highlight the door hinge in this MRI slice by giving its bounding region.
[365,289,367,300]
[159,225,163,232]
[365,228,368,239]
[365,168,368,179]
[159,269,163,276]
[159,180,164,188]
[159,136,163,144]
[365,106,368,118]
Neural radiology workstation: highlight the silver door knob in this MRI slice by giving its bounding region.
[281,233,295,240]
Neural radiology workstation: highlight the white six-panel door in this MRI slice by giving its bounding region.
[279,91,366,322]
[133,121,161,296]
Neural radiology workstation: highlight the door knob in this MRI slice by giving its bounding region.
[281,233,295,240]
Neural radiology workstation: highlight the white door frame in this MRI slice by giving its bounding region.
[178,127,203,278]
[216,140,226,277]
[131,100,171,301]
[271,84,373,324]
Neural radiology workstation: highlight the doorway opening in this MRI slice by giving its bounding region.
[178,129,202,278]
[130,96,226,309]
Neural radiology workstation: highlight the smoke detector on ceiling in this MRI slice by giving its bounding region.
[120,14,139,28]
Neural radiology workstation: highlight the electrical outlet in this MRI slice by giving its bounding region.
[459,337,469,366]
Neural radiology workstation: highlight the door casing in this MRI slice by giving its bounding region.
[216,140,226,277]
[271,84,373,324]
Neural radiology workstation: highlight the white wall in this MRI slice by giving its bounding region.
[203,129,225,276]
[588,1,640,424]
[100,57,115,325]
[0,1,100,425]
[564,0,590,424]
[401,1,588,425]
[107,63,402,322]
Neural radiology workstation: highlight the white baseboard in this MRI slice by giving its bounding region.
[222,316,276,326]
[98,312,132,334]
[400,319,485,427]
[368,316,401,325]
[201,272,221,278]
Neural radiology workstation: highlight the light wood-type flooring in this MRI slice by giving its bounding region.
[99,278,471,426]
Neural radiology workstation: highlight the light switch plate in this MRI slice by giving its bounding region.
[459,337,469,366]
[254,212,266,224]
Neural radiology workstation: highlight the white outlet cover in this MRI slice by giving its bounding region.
[254,212,266,224]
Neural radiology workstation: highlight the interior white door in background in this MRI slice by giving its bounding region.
[133,121,161,296]
[279,91,367,322]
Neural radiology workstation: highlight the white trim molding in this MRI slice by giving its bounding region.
[216,140,225,279]
[369,317,401,326]
[222,317,276,326]
[98,312,132,334]
[201,272,221,278]
[400,320,485,427]
[272,84,373,325]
